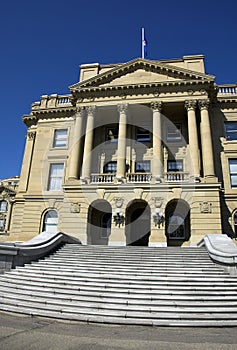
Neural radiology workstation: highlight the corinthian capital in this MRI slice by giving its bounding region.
[86,105,97,116]
[198,99,210,110]
[151,101,162,112]
[185,100,197,111]
[74,106,85,119]
[117,103,128,114]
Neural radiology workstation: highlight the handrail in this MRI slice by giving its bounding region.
[198,234,237,266]
[0,231,81,272]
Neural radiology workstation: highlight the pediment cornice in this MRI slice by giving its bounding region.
[70,58,215,94]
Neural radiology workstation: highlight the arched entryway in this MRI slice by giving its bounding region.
[87,200,112,245]
[165,199,190,246]
[125,200,151,246]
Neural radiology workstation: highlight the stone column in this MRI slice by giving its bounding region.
[151,101,163,182]
[68,107,84,180]
[116,104,128,180]
[199,99,215,178]
[81,105,96,182]
[18,131,36,193]
[185,100,200,178]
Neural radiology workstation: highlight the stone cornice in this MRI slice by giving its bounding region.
[70,58,215,92]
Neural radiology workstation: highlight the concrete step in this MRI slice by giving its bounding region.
[0,243,237,326]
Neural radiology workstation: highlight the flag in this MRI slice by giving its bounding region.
[142,28,148,58]
[143,36,148,57]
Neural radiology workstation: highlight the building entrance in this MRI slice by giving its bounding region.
[87,200,112,245]
[165,199,190,246]
[125,200,151,246]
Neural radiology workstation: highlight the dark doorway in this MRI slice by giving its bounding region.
[165,199,190,246]
[126,200,151,246]
[87,200,112,245]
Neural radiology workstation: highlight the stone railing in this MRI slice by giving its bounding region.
[218,84,237,95]
[0,231,81,273]
[127,173,152,183]
[31,94,72,109]
[198,234,237,271]
[91,173,115,183]
[165,172,190,182]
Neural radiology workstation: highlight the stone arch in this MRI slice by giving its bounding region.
[165,199,190,246]
[42,209,58,233]
[87,199,112,245]
[125,199,151,246]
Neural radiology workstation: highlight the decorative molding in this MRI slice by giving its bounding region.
[199,201,212,213]
[185,100,197,111]
[117,103,128,114]
[151,101,162,112]
[198,99,210,110]
[70,202,81,213]
[86,105,96,116]
[114,197,124,208]
[27,131,36,140]
[152,197,164,208]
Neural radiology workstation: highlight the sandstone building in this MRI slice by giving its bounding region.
[7,55,237,246]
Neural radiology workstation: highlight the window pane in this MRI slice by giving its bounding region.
[103,161,117,173]
[43,210,58,233]
[53,129,68,147]
[136,127,151,143]
[225,123,237,141]
[48,164,64,190]
[135,161,150,172]
[166,124,181,142]
[0,200,7,212]
[168,160,183,171]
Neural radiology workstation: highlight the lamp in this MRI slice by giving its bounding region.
[113,208,125,227]
[153,208,165,228]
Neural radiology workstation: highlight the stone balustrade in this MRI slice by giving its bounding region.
[218,85,237,95]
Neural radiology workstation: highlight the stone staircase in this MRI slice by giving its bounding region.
[0,244,237,326]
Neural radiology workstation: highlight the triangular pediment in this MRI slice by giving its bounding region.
[70,58,215,92]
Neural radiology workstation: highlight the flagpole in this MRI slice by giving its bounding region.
[141,27,144,59]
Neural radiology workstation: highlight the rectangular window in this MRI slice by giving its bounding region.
[225,122,237,141]
[166,123,181,142]
[106,125,119,142]
[167,160,183,172]
[103,161,117,173]
[229,159,237,188]
[135,161,151,173]
[0,201,7,212]
[53,129,68,148]
[48,163,64,190]
[0,218,5,231]
[136,127,151,143]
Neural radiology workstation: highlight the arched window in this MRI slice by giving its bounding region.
[43,210,58,233]
[0,200,8,212]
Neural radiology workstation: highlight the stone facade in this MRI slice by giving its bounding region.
[7,55,237,246]
[0,177,19,240]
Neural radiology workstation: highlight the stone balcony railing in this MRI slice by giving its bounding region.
[165,171,190,182]
[91,174,115,183]
[90,172,191,184]
[218,84,237,95]
[31,94,72,109]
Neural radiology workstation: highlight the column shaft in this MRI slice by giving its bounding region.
[81,106,96,181]
[185,100,200,178]
[199,100,215,177]
[151,102,163,180]
[68,108,84,180]
[116,104,128,179]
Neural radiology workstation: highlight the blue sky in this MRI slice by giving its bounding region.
[0,0,236,179]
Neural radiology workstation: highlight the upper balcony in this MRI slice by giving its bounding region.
[90,172,193,184]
